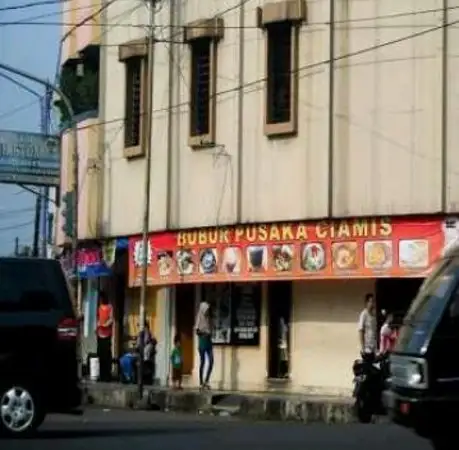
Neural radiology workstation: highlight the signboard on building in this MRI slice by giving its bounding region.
[127,216,455,287]
[0,130,60,186]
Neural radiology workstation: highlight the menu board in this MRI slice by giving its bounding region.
[231,283,261,346]
[204,283,232,345]
[202,283,261,346]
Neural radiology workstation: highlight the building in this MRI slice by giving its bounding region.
[58,0,459,394]
[55,0,129,366]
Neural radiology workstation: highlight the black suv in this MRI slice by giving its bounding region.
[0,257,82,437]
[387,249,459,450]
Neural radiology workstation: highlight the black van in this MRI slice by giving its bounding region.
[0,257,82,437]
[387,248,459,450]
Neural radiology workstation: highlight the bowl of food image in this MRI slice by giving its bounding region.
[332,242,358,270]
[176,249,194,275]
[272,245,294,271]
[247,246,267,272]
[200,249,217,274]
[157,251,173,276]
[222,247,241,274]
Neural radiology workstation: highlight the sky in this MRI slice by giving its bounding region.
[0,0,60,255]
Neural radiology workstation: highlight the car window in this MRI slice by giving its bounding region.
[395,257,459,353]
[0,259,72,313]
[405,258,459,324]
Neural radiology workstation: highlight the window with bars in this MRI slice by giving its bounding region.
[266,22,292,125]
[124,57,142,148]
[190,38,211,137]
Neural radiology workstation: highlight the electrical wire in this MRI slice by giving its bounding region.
[70,16,459,134]
[1,5,459,29]
[0,221,34,233]
[61,0,119,43]
[0,98,39,121]
[0,0,62,13]
[0,207,35,217]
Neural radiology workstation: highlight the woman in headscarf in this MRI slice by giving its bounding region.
[195,300,213,390]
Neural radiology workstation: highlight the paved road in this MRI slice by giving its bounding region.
[2,409,433,450]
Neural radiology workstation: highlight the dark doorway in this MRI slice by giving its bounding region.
[175,284,195,375]
[267,281,292,379]
[375,278,423,328]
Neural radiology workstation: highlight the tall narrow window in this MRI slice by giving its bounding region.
[124,57,142,148]
[266,22,292,125]
[190,38,211,137]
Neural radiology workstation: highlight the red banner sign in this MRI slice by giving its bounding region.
[128,217,452,287]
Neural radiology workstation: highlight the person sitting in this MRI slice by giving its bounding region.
[119,344,136,384]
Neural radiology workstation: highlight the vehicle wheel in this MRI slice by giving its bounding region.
[354,399,372,424]
[0,383,45,437]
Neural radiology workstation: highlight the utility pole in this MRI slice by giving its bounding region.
[138,0,157,400]
[41,87,52,258]
[14,237,19,257]
[32,194,41,257]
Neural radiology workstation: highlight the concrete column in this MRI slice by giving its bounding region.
[155,287,173,386]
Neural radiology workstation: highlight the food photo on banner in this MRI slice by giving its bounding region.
[127,216,458,286]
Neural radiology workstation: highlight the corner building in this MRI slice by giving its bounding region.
[62,0,459,394]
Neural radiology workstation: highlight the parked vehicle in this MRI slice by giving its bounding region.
[0,258,82,437]
[352,351,390,423]
[387,247,459,450]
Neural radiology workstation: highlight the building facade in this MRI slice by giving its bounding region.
[58,0,459,394]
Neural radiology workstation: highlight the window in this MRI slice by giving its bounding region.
[56,45,100,128]
[266,22,292,125]
[190,38,211,138]
[184,17,223,148]
[257,0,306,138]
[124,57,143,149]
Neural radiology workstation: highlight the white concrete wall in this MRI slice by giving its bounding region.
[100,0,170,237]
[100,0,458,235]
[171,280,372,395]
[291,279,375,396]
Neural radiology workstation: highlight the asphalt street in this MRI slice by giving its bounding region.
[2,409,433,450]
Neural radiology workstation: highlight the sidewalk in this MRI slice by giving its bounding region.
[83,381,362,424]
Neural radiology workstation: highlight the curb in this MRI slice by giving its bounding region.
[82,384,377,424]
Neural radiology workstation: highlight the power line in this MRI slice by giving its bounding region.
[70,16,459,134]
[72,1,145,54]
[0,0,62,13]
[2,5,459,28]
[0,207,35,217]
[0,221,34,233]
[0,98,39,121]
[61,0,120,44]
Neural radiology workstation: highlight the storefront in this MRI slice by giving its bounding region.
[68,239,129,371]
[128,238,172,385]
[128,216,455,395]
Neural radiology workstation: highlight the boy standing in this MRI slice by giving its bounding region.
[170,334,183,389]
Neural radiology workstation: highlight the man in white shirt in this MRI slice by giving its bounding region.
[358,293,377,353]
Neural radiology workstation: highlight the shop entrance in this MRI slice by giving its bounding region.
[175,284,195,375]
[375,278,423,327]
[267,281,292,379]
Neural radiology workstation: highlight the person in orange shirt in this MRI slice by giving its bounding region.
[97,292,113,382]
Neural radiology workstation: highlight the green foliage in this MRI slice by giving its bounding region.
[61,190,75,238]
[54,64,99,127]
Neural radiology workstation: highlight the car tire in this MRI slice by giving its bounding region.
[0,383,45,437]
